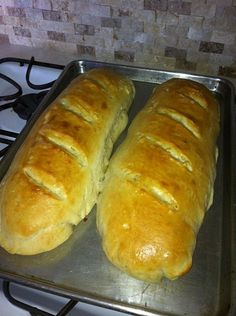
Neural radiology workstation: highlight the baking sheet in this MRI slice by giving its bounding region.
[0,60,235,316]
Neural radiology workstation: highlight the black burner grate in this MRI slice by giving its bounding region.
[0,56,61,120]
[3,281,78,316]
[0,129,18,158]
[0,73,22,101]
[0,57,64,156]
[13,90,49,120]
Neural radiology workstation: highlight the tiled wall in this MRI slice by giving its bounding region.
[0,0,236,77]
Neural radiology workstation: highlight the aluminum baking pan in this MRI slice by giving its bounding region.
[0,60,235,316]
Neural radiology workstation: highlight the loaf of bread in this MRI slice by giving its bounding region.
[0,68,135,255]
[97,78,220,282]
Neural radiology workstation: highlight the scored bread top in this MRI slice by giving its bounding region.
[97,78,220,282]
[0,68,135,255]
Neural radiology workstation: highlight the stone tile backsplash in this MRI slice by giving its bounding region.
[0,0,236,77]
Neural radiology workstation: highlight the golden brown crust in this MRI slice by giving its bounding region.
[0,68,135,255]
[97,78,220,282]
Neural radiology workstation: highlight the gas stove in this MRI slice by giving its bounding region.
[0,57,125,316]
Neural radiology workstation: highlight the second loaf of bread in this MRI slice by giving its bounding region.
[97,78,220,282]
[0,68,135,255]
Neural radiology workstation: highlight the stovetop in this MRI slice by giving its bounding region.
[0,57,63,154]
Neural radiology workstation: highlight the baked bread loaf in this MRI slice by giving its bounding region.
[97,78,220,282]
[0,68,135,255]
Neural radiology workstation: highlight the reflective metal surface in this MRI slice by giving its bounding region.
[0,60,235,316]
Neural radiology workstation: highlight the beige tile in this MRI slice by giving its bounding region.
[208,53,234,67]
[96,28,113,49]
[73,2,111,17]
[162,12,179,26]
[208,0,233,5]
[191,1,216,18]
[0,24,13,34]
[82,34,105,47]
[37,20,74,33]
[131,9,156,22]
[30,28,48,40]
[51,1,73,11]
[113,0,144,10]
[178,15,203,28]
[1,0,14,9]
[156,11,179,26]
[164,25,189,38]
[169,0,191,15]
[3,15,38,28]
[32,38,78,54]
[92,4,111,17]
[177,38,199,51]
[14,0,32,8]
[25,8,43,20]
[74,24,95,36]
[95,47,114,61]
[186,50,210,63]
[154,34,178,47]
[133,32,150,46]
[135,49,174,67]
[80,14,101,26]
[196,61,219,76]
[211,30,235,45]
[188,27,212,41]
[144,22,160,34]
[32,0,52,10]
[152,55,176,70]
[64,33,83,43]
[203,14,236,32]
[8,34,33,46]
[224,43,236,56]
